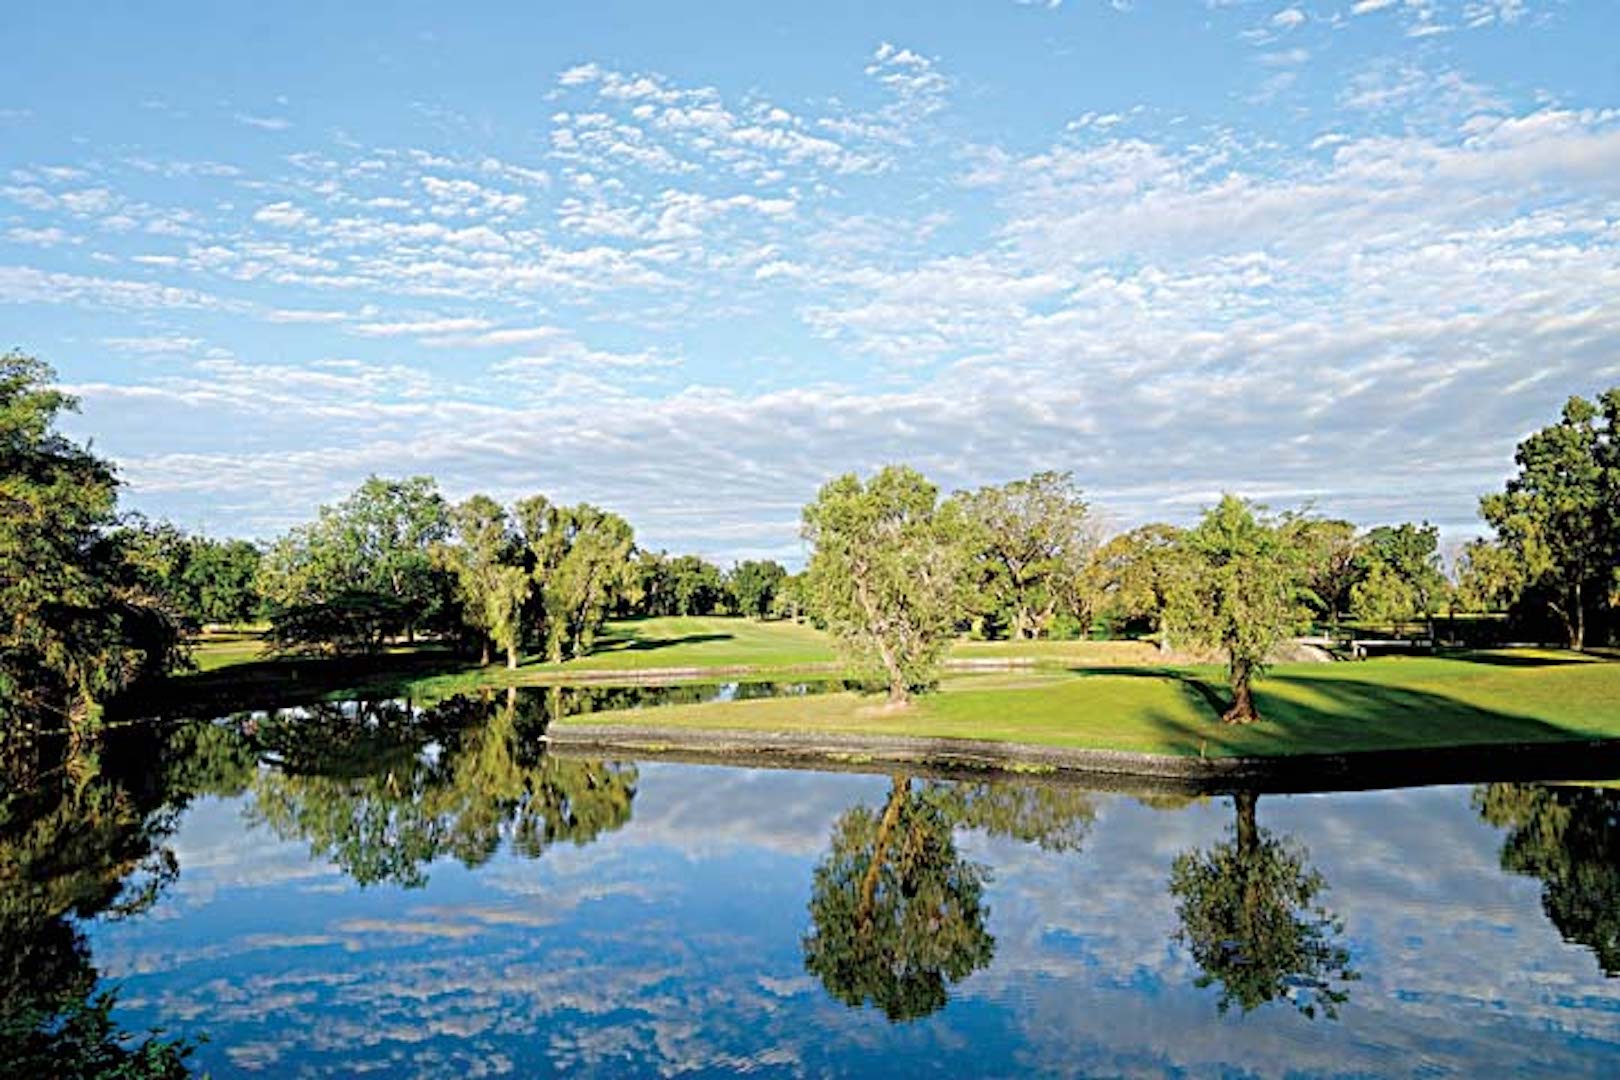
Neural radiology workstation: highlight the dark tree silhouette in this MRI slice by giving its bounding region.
[1168,792,1357,1018]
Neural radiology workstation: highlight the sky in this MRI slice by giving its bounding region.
[3,0,1618,563]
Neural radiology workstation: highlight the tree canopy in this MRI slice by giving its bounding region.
[951,471,1096,640]
[802,466,966,704]
[1166,496,1311,723]
[1,352,182,755]
[1480,391,1620,649]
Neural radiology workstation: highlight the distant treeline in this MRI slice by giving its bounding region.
[4,346,1618,739]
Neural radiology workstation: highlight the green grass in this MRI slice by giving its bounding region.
[557,650,1620,759]
[537,615,837,671]
[175,621,1620,762]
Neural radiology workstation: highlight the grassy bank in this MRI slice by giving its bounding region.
[556,650,1620,759]
[170,616,1159,708]
[164,619,1620,764]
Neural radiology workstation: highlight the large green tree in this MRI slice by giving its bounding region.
[1286,517,1361,634]
[802,466,965,705]
[951,471,1096,640]
[440,495,531,668]
[1168,496,1311,723]
[1,353,181,754]
[726,559,787,620]
[518,498,637,661]
[1480,391,1620,649]
[258,475,450,651]
[1084,523,1189,651]
[1353,523,1446,638]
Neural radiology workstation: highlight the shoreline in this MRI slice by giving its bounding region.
[544,722,1620,795]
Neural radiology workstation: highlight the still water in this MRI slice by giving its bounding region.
[8,686,1620,1076]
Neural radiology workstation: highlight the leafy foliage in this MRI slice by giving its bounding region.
[1,352,182,754]
[802,466,966,704]
[727,559,787,619]
[1165,496,1311,722]
[1480,391,1620,648]
[951,471,1096,640]
[258,475,451,652]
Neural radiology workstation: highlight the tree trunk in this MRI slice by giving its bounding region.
[480,639,491,666]
[1234,790,1259,859]
[1223,656,1261,724]
[1571,580,1586,651]
[858,777,909,929]
[506,644,519,670]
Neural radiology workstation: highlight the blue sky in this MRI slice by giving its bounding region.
[4,1,1618,561]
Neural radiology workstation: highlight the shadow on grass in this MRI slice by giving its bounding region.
[1066,664,1580,759]
[596,632,735,654]
[1438,650,1595,669]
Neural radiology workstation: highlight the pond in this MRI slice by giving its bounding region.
[6,687,1620,1076]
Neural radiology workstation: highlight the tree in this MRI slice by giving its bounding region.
[1481,392,1620,649]
[111,518,263,629]
[1475,783,1620,975]
[1357,523,1446,638]
[182,536,262,625]
[258,475,450,651]
[1287,517,1361,634]
[951,471,1097,640]
[1,353,181,754]
[802,775,994,1021]
[1084,524,1188,651]
[801,467,965,705]
[1454,538,1524,615]
[1349,559,1418,630]
[1168,496,1310,723]
[518,500,637,661]
[1169,792,1357,1019]
[727,559,787,619]
[665,554,727,616]
[440,496,530,668]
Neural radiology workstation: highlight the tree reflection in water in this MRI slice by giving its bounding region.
[804,774,1097,1021]
[1169,791,1358,1019]
[0,729,194,1076]
[246,686,639,887]
[1475,782,1620,975]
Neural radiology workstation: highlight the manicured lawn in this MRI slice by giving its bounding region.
[175,620,1620,760]
[557,650,1620,759]
[540,615,837,671]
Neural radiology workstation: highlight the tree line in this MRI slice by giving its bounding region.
[4,347,1617,743]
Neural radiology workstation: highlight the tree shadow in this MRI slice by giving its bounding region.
[601,632,735,654]
[1438,650,1598,668]
[1059,663,1620,791]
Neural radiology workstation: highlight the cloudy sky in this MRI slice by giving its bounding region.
[4,0,1618,561]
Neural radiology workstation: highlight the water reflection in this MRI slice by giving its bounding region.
[247,689,637,887]
[804,775,997,1021]
[1168,792,1358,1019]
[4,692,1620,1075]
[1475,782,1620,974]
[0,731,193,1074]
